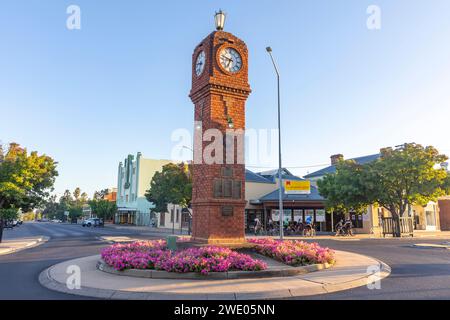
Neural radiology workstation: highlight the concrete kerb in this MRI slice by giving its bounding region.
[0,236,49,256]
[96,258,333,280]
[38,250,391,300]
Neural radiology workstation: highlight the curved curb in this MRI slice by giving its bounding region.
[96,259,333,280]
[38,251,391,300]
[412,243,450,249]
[0,236,50,256]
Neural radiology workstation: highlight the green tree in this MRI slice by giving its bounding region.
[145,163,192,214]
[69,206,83,221]
[318,143,449,237]
[0,142,58,242]
[89,199,117,221]
[93,189,110,200]
[366,144,448,236]
[318,160,372,215]
[43,195,58,219]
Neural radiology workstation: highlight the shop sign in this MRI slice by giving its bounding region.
[284,180,311,195]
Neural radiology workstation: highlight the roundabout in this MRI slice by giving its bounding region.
[39,249,390,300]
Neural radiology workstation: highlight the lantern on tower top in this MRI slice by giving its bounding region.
[214,10,226,30]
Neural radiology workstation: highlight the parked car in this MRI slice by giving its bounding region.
[4,221,14,229]
[51,219,62,223]
[82,218,104,228]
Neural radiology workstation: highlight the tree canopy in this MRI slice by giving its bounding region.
[145,163,192,213]
[0,143,58,212]
[88,198,117,221]
[0,142,58,241]
[318,143,449,220]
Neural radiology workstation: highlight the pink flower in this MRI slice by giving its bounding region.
[247,238,335,266]
[101,241,267,273]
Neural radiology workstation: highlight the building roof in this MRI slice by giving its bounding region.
[245,169,274,184]
[259,185,324,202]
[304,153,381,178]
[257,168,305,182]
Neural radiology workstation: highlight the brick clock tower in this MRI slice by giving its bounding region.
[189,11,251,244]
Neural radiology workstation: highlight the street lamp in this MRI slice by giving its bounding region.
[215,10,226,31]
[266,46,284,240]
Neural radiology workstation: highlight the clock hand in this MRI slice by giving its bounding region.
[221,55,233,62]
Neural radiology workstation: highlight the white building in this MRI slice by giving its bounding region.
[116,152,172,226]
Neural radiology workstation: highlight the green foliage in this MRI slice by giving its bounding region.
[366,144,448,217]
[318,160,371,214]
[69,206,83,220]
[318,143,449,219]
[0,208,19,221]
[0,143,58,212]
[93,189,110,200]
[145,163,192,213]
[89,199,117,221]
[0,142,57,242]
[42,187,90,221]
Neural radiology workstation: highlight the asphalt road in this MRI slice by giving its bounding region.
[297,237,450,300]
[1,222,450,300]
[0,222,159,300]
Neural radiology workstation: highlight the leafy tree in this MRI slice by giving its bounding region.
[145,163,192,214]
[318,143,449,237]
[42,195,58,218]
[69,206,83,221]
[89,199,117,221]
[93,189,110,200]
[73,187,81,202]
[366,144,448,232]
[0,142,58,242]
[318,160,372,215]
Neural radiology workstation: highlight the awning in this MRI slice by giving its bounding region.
[117,207,137,212]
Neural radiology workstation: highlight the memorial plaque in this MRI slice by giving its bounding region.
[222,206,234,217]
[222,167,233,177]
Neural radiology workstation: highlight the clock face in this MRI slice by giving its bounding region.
[219,47,242,73]
[195,51,205,76]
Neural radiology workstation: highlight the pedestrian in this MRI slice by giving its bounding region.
[254,218,262,236]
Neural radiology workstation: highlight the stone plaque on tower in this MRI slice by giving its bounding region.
[189,11,251,244]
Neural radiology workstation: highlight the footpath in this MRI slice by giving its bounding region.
[0,236,49,256]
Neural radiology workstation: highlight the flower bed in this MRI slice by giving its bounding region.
[101,240,267,274]
[248,238,335,266]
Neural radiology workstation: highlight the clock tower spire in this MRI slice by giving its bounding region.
[189,12,251,244]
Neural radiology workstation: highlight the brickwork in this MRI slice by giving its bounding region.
[438,199,450,231]
[189,31,251,244]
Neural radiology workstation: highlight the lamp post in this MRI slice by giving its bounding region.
[266,46,284,240]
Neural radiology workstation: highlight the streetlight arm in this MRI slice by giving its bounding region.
[266,47,280,78]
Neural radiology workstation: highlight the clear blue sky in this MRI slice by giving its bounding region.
[1,0,450,197]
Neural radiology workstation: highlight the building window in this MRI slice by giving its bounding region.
[126,195,129,202]
[170,209,174,223]
[293,210,303,222]
[176,209,180,223]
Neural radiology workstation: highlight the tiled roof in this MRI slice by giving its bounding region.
[245,169,274,184]
[257,168,305,182]
[304,153,381,178]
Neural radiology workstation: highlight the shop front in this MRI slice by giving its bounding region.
[116,208,137,225]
